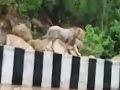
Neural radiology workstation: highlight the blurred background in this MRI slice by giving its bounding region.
[0,0,120,59]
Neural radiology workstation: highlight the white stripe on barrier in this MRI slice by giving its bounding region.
[1,46,14,84]
[22,51,35,86]
[78,56,89,90]
[60,55,72,89]
[95,58,104,90]
[111,63,120,89]
[41,51,53,87]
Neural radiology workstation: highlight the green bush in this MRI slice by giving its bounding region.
[109,20,120,55]
[0,0,43,15]
[81,25,114,58]
[16,0,43,15]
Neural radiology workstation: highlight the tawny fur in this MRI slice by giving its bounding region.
[42,25,84,46]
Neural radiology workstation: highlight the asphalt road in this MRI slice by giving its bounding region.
[0,85,64,90]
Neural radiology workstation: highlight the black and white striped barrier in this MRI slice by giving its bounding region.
[0,45,119,90]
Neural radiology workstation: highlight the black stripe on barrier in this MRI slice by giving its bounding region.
[33,51,43,86]
[87,58,97,90]
[70,56,80,89]
[52,53,62,88]
[103,60,112,90]
[0,46,3,83]
[12,48,25,85]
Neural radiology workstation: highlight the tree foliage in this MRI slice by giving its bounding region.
[109,20,120,55]
[81,25,114,58]
[0,0,120,58]
[15,0,43,15]
[0,0,15,5]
